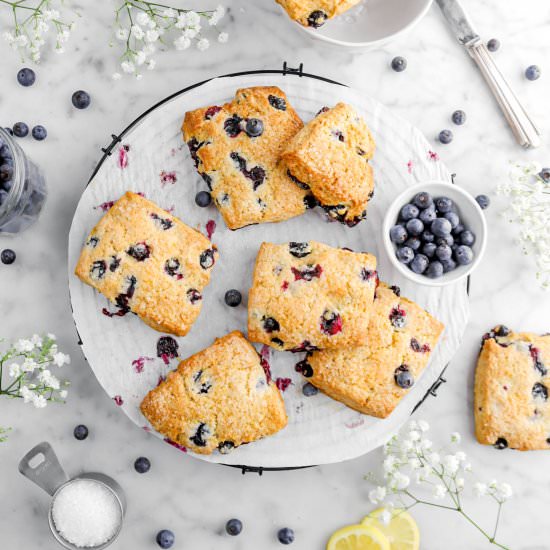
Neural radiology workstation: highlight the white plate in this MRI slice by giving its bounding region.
[286,0,433,49]
[68,73,468,468]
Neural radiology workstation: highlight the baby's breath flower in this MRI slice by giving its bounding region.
[218,32,229,43]
[379,509,392,526]
[116,27,129,40]
[450,431,461,444]
[434,484,447,499]
[174,35,191,50]
[369,486,386,504]
[474,482,488,497]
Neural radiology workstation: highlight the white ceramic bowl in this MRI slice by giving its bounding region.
[286,0,433,49]
[383,181,487,287]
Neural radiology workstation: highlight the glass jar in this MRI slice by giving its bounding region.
[0,127,47,235]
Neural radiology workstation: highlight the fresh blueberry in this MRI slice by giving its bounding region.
[455,245,474,265]
[245,118,264,138]
[459,230,476,246]
[226,519,243,536]
[195,190,211,207]
[451,110,466,125]
[404,237,421,251]
[441,258,457,273]
[134,456,151,473]
[0,164,13,183]
[525,65,541,81]
[72,90,91,109]
[426,260,444,278]
[394,365,414,388]
[277,528,295,545]
[1,179,12,193]
[435,197,453,213]
[439,129,453,144]
[410,254,429,274]
[413,191,433,209]
[396,246,414,264]
[487,38,500,52]
[419,207,436,224]
[475,194,490,209]
[302,383,319,396]
[405,218,424,236]
[400,203,419,220]
[436,244,452,261]
[12,122,29,138]
[224,289,242,307]
[391,56,407,72]
[1,249,16,264]
[389,224,408,244]
[431,217,452,237]
[73,424,88,440]
[443,211,459,228]
[539,168,550,183]
[32,125,47,141]
[452,222,465,236]
[422,242,436,258]
[17,67,35,87]
[156,530,175,549]
[436,234,454,247]
[421,230,434,243]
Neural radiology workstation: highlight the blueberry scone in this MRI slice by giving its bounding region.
[299,283,444,418]
[182,86,314,230]
[248,241,377,351]
[140,331,288,455]
[281,102,375,226]
[475,326,550,451]
[276,0,363,28]
[75,191,217,337]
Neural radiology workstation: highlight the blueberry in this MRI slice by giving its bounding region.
[73,424,88,440]
[475,194,490,209]
[436,234,454,247]
[405,218,424,236]
[245,118,264,138]
[134,456,151,473]
[532,383,548,401]
[538,168,550,183]
[421,230,434,243]
[224,289,242,307]
[156,530,175,549]
[3,127,13,136]
[404,237,421,251]
[17,67,35,87]
[226,519,243,536]
[525,65,541,81]
[410,254,429,274]
[459,230,476,246]
[394,365,414,388]
[391,56,407,72]
[452,223,465,236]
[439,129,453,144]
[32,125,47,141]
[389,225,408,244]
[487,38,500,52]
[431,217,452,237]
[12,122,29,138]
[426,261,444,278]
[422,242,436,258]
[419,207,436,224]
[72,90,91,109]
[413,191,433,209]
[436,244,452,261]
[1,249,16,264]
[455,245,474,265]
[435,197,453,213]
[494,437,508,450]
[0,164,13,183]
[444,211,460,228]
[195,190,211,207]
[307,9,327,28]
[400,203,419,220]
[302,382,319,396]
[396,246,414,264]
[277,528,295,545]
[268,95,287,111]
[451,110,466,125]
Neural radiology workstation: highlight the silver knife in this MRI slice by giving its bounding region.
[436,0,541,148]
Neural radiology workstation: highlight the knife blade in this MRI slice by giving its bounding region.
[435,0,479,45]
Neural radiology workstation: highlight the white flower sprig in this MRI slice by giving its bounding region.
[0,426,11,442]
[0,0,76,62]
[0,334,70,408]
[112,2,228,80]
[366,421,512,550]
[498,161,550,290]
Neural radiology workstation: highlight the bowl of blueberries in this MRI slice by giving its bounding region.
[383,181,487,286]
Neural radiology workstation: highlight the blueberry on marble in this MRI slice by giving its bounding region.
[73,424,88,440]
[443,211,459,228]
[156,530,175,549]
[451,110,466,125]
[302,382,319,397]
[525,65,541,81]
[1,249,16,264]
[439,129,453,144]
[396,246,414,264]
[399,203,419,220]
[277,528,295,545]
[17,67,35,87]
[134,456,151,473]
[13,122,29,138]
[413,191,433,209]
[32,125,47,141]
[431,217,452,237]
[72,90,91,109]
[410,254,429,274]
[487,38,500,52]
[391,56,407,72]
[459,230,476,247]
[455,245,474,265]
[405,218,424,236]
[426,260,444,278]
[245,118,264,138]
[195,190,211,207]
[225,289,242,307]
[435,197,453,213]
[475,194,490,209]
[404,237,421,251]
[422,242,436,258]
[389,224,408,244]
[226,519,243,536]
[394,365,414,388]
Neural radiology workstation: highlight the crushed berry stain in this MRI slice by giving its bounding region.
[132,356,153,373]
[118,146,129,169]
[160,170,177,186]
[260,345,272,383]
[407,160,414,174]
[206,219,216,239]
[275,378,292,392]
[164,438,187,452]
[113,395,123,406]
[345,417,365,429]
[428,150,439,161]
[281,281,289,291]
[94,200,115,212]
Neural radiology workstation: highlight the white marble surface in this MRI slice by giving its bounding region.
[0,0,549,548]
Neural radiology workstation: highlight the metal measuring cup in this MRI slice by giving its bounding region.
[19,441,126,550]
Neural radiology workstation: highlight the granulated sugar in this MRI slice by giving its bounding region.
[51,479,121,547]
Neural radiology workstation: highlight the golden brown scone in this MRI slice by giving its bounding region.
[276,0,362,27]
[140,331,288,455]
[302,282,444,418]
[281,102,375,226]
[248,241,377,351]
[475,326,550,451]
[75,191,217,336]
[182,86,314,230]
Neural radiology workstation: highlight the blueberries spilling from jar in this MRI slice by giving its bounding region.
[307,9,327,28]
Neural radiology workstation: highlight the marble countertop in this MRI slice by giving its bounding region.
[1,0,549,548]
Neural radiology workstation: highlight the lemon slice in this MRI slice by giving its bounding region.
[361,508,419,550]
[327,524,390,550]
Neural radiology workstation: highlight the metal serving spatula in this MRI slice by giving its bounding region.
[436,0,542,148]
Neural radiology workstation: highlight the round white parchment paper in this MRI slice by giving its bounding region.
[68,73,468,467]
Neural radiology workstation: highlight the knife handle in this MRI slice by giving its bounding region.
[467,41,542,149]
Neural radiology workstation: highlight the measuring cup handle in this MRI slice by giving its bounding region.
[18,441,69,496]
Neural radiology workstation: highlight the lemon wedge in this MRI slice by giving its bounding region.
[327,524,391,550]
[361,508,419,550]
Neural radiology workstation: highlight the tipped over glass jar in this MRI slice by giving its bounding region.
[0,127,47,234]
